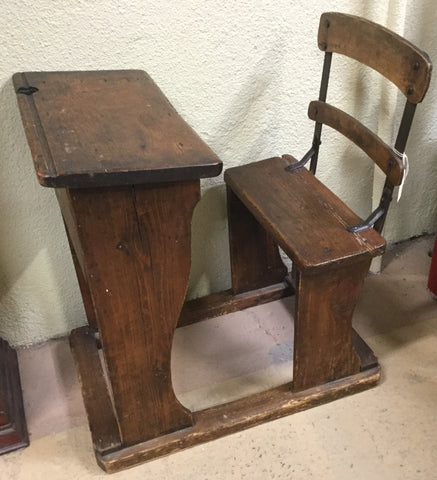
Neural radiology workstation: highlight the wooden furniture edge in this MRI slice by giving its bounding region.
[0,338,29,455]
[12,71,223,188]
[98,366,380,473]
[69,327,122,454]
[178,281,293,328]
[70,302,380,473]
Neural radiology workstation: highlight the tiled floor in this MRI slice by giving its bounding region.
[1,235,436,479]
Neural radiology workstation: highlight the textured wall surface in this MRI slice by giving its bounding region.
[1,0,436,345]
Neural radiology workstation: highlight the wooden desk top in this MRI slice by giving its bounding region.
[13,70,222,188]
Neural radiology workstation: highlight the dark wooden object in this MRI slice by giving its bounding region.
[225,157,384,391]
[12,23,430,470]
[12,69,222,464]
[224,14,431,396]
[13,70,222,188]
[12,64,379,472]
[0,337,29,455]
[307,101,404,186]
[71,325,379,473]
[428,234,437,296]
[318,12,431,103]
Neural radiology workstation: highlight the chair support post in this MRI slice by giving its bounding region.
[374,101,416,234]
[310,52,332,174]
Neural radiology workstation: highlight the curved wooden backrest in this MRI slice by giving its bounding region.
[318,12,432,103]
[308,101,404,186]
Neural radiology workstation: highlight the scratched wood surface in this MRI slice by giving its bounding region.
[60,181,199,446]
[293,259,371,391]
[225,156,386,272]
[308,101,404,186]
[227,187,288,293]
[98,366,380,472]
[13,70,222,187]
[69,327,121,454]
[318,12,432,103]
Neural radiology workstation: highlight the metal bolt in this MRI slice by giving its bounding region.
[406,86,414,95]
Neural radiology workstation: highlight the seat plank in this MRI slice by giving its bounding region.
[224,156,386,271]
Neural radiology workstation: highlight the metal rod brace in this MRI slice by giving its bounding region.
[285,142,320,173]
[347,207,385,233]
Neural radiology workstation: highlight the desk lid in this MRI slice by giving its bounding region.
[13,70,222,187]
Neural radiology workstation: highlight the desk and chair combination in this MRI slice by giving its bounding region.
[8,12,431,472]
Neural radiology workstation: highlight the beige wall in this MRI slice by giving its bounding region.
[1,0,436,346]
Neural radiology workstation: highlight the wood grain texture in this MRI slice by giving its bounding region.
[225,156,386,272]
[318,12,432,103]
[70,284,380,472]
[308,101,404,186]
[0,337,29,455]
[293,259,370,391]
[59,181,200,446]
[70,327,121,454]
[98,366,380,472]
[178,282,292,328]
[63,226,98,330]
[227,187,288,293]
[351,329,378,371]
[13,70,222,187]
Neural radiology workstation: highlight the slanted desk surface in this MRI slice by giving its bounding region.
[13,70,222,187]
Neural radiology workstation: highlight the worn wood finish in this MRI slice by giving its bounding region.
[100,367,379,472]
[178,282,292,328]
[13,62,390,471]
[13,70,222,187]
[225,156,386,272]
[69,321,379,473]
[351,329,378,371]
[59,181,199,446]
[318,12,432,103]
[63,227,98,330]
[227,187,288,293]
[70,327,121,454]
[293,260,370,391]
[225,158,375,390]
[0,337,29,455]
[308,101,404,186]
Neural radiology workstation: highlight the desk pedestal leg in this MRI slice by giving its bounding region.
[58,181,199,446]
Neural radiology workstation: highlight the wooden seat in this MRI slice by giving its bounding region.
[226,155,385,272]
[225,12,432,392]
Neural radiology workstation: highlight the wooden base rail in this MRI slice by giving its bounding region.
[70,285,380,473]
